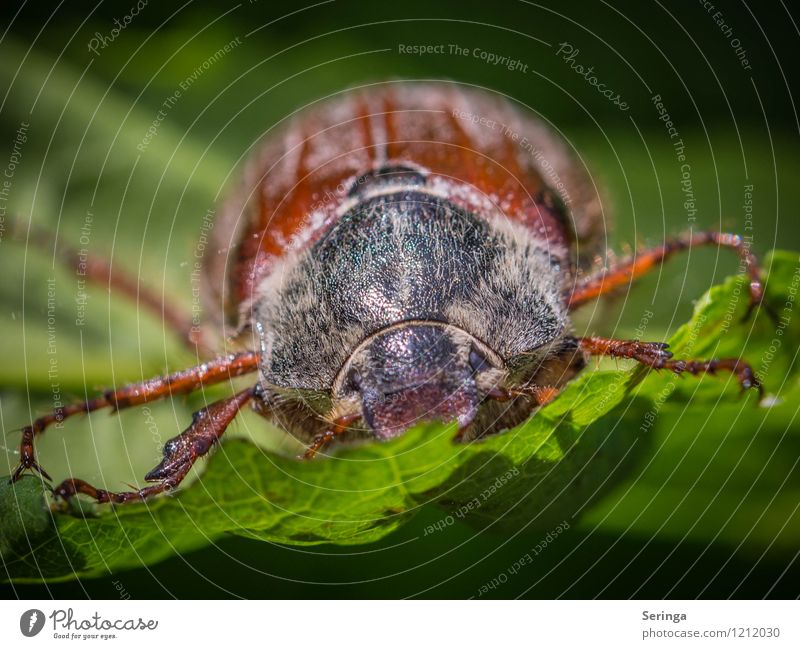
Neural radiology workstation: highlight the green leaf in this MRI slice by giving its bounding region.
[583,250,800,553]
[2,35,799,584]
[3,251,799,582]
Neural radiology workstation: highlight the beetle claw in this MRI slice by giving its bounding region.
[10,457,52,483]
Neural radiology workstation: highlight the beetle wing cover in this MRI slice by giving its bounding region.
[206,81,603,328]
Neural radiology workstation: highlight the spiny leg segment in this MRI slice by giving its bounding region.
[10,351,260,493]
[576,335,762,396]
[302,413,362,459]
[51,387,256,504]
[485,385,562,406]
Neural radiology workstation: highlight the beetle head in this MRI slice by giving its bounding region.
[333,322,504,439]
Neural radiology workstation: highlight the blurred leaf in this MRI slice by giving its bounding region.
[3,252,799,582]
[0,35,232,389]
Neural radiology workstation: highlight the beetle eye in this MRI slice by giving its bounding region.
[469,346,492,373]
[345,368,362,392]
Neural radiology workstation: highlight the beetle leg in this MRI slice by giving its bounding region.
[11,216,212,354]
[301,430,338,460]
[453,385,562,442]
[567,231,764,317]
[51,388,255,504]
[301,413,361,459]
[10,351,260,484]
[576,335,763,397]
[485,385,561,406]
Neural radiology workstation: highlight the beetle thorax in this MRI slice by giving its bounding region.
[250,180,570,439]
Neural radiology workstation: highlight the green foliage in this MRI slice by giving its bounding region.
[2,252,798,582]
[1,34,798,589]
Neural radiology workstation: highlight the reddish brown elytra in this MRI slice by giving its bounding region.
[11,81,764,504]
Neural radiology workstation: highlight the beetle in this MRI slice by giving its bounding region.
[10,81,764,504]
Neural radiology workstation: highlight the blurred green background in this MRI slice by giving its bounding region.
[1,0,799,598]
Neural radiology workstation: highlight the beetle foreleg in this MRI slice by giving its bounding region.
[10,351,260,484]
[485,385,561,407]
[301,413,361,459]
[51,387,255,504]
[454,384,561,442]
[567,231,764,317]
[576,335,763,397]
